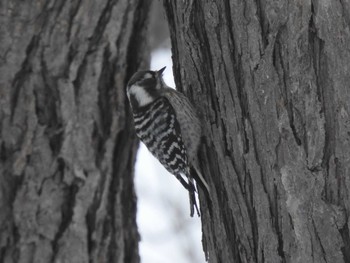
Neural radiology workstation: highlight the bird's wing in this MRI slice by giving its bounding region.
[163,88,211,197]
[162,88,202,162]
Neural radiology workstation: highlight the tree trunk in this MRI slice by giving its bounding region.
[164,1,350,262]
[0,1,150,262]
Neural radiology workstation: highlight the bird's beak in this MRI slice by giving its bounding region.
[157,66,166,76]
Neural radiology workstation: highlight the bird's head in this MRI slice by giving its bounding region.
[126,67,166,109]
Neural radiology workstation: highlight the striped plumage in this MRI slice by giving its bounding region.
[133,97,188,179]
[126,67,209,216]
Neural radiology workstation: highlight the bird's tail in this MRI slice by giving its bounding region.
[180,165,211,217]
[190,165,210,198]
[190,164,213,217]
[188,178,200,217]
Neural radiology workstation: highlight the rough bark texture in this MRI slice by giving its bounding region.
[0,1,150,262]
[164,1,350,262]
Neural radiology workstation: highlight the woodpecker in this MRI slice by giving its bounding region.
[126,67,210,216]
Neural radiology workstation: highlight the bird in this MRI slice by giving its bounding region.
[126,66,210,216]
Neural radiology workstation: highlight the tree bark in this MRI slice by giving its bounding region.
[164,1,350,262]
[0,1,150,262]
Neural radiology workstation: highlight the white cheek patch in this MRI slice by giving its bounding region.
[129,85,154,107]
[143,73,152,79]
